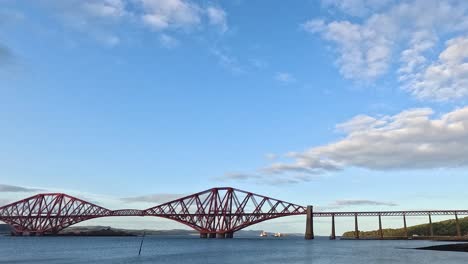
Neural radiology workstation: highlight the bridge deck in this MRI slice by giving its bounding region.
[313,210,468,217]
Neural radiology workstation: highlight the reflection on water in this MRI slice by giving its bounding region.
[0,236,467,264]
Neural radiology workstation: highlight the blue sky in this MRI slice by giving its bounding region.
[1,0,468,235]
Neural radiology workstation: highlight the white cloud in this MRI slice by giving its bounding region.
[306,0,468,100]
[403,36,468,101]
[82,0,126,18]
[275,72,296,83]
[40,0,127,46]
[221,172,261,181]
[140,0,201,31]
[206,6,227,33]
[121,193,185,204]
[305,18,395,80]
[0,184,44,193]
[34,1,228,46]
[321,0,394,17]
[332,199,397,207]
[261,106,468,178]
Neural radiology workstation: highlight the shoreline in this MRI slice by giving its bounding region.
[417,243,468,253]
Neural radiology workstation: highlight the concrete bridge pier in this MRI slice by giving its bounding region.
[455,213,462,238]
[354,213,359,239]
[201,232,234,239]
[403,214,408,239]
[305,205,314,240]
[378,214,383,239]
[428,214,434,237]
[330,214,336,240]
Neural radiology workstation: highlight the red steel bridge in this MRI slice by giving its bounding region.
[0,187,467,239]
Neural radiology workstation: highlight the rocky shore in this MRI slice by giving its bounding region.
[417,243,468,252]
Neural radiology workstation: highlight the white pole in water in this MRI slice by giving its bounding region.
[138,232,146,256]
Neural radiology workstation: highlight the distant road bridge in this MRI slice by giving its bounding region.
[0,187,466,239]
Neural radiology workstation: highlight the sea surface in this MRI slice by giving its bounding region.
[0,236,467,264]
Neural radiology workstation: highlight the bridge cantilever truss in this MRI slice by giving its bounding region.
[0,193,112,235]
[0,187,305,236]
[143,187,305,236]
[1,187,467,239]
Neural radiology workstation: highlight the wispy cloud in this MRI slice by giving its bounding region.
[219,172,261,181]
[332,199,398,207]
[206,6,228,33]
[121,193,185,204]
[0,184,44,193]
[317,199,398,211]
[275,72,296,83]
[159,33,179,48]
[216,171,320,186]
[211,48,243,74]
[34,0,228,46]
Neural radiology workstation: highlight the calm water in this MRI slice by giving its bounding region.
[0,236,467,264]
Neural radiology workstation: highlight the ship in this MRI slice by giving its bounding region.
[260,231,268,237]
[274,232,284,237]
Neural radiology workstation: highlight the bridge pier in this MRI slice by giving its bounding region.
[208,233,216,238]
[200,233,208,239]
[378,214,383,239]
[354,213,359,239]
[225,232,234,239]
[330,214,336,240]
[403,214,408,239]
[455,213,462,238]
[305,206,314,240]
[428,214,434,237]
[216,233,226,239]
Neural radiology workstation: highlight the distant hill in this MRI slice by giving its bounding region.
[342,216,468,238]
[61,226,296,237]
[62,226,199,236]
[0,223,299,237]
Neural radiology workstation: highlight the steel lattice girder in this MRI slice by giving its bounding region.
[1,187,468,235]
[143,187,306,233]
[312,210,468,217]
[0,193,111,234]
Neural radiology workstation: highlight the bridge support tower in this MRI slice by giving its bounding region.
[354,213,359,239]
[378,214,383,239]
[330,213,336,240]
[305,205,314,240]
[403,214,408,239]
[428,214,434,237]
[455,213,462,238]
